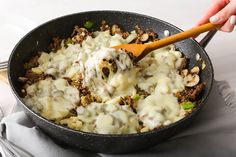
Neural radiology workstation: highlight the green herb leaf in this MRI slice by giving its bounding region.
[182,101,196,110]
[84,21,94,29]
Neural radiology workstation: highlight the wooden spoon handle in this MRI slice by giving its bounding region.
[145,23,222,52]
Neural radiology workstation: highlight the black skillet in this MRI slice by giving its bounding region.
[8,11,214,153]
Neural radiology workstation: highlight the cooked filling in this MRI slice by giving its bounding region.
[19,21,205,134]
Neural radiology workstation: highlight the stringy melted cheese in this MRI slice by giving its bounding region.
[24,30,187,134]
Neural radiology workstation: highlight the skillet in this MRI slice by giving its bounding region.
[8,10,214,153]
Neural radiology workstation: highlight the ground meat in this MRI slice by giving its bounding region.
[70,79,90,96]
[100,20,110,31]
[178,57,188,71]
[134,37,142,44]
[80,95,91,106]
[111,24,123,35]
[147,31,158,42]
[79,86,90,96]
[48,37,62,52]
[135,25,144,35]
[103,22,130,38]
[24,56,39,70]
[119,96,134,106]
[63,77,73,85]
[99,58,118,79]
[64,38,75,48]
[135,85,150,98]
[143,74,153,79]
[176,83,205,102]
[122,31,130,39]
[133,26,158,44]
[126,52,136,63]
[80,93,102,106]
[69,108,77,116]
[71,26,90,44]
[65,74,91,97]
[18,70,54,97]
[109,59,118,73]
[63,75,103,105]
[102,67,110,78]
[119,96,137,112]
[24,70,53,84]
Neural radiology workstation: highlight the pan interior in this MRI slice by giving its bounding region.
[8,10,213,136]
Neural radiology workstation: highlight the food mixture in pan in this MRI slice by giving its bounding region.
[18,21,205,134]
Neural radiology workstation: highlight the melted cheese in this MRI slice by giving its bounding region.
[25,78,80,120]
[24,30,187,134]
[74,101,139,134]
[108,68,139,97]
[137,93,185,129]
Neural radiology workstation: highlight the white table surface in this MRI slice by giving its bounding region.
[0,0,236,116]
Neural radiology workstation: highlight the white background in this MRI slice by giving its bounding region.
[0,0,236,115]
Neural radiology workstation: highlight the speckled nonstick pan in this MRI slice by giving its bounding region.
[8,11,214,153]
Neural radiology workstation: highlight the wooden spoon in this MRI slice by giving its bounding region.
[113,23,222,62]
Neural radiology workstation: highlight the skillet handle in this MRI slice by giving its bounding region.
[198,29,218,48]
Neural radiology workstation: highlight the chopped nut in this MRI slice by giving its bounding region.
[190,66,200,74]
[140,33,149,42]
